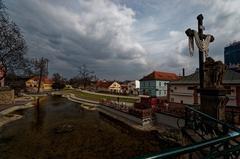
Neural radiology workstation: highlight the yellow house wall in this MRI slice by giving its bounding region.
[26,79,52,91]
[43,84,52,90]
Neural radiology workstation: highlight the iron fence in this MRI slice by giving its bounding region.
[137,105,240,159]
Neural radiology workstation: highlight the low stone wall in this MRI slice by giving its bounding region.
[0,102,34,128]
[98,105,152,127]
[0,89,14,105]
[62,93,99,107]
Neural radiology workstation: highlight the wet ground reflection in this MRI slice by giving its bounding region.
[0,96,178,159]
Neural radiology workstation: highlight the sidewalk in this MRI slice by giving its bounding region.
[0,97,34,128]
[80,89,140,100]
[0,101,28,112]
[0,97,32,112]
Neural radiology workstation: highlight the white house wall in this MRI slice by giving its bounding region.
[169,84,238,106]
[135,80,140,89]
[169,85,199,105]
[127,81,139,95]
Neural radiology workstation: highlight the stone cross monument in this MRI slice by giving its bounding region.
[185,14,229,121]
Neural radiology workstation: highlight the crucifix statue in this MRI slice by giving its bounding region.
[185,14,229,123]
[185,14,214,89]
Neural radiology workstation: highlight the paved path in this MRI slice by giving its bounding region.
[55,90,135,107]
[80,90,140,100]
[0,97,32,112]
[0,97,34,128]
[0,101,29,111]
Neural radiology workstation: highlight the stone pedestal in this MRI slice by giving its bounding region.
[199,88,229,121]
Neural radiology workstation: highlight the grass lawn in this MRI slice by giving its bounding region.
[60,89,139,103]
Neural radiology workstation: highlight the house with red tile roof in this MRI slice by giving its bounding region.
[139,71,179,97]
[25,76,53,92]
[96,81,121,93]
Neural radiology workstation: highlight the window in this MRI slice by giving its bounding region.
[164,82,167,86]
[164,90,167,94]
[171,98,174,102]
[174,87,177,90]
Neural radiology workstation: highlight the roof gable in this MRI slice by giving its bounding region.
[140,71,179,81]
[109,82,121,88]
[96,81,113,88]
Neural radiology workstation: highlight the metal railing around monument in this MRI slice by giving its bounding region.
[136,105,240,159]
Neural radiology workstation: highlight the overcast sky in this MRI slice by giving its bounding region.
[5,0,240,80]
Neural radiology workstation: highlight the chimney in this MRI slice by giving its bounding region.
[182,68,185,77]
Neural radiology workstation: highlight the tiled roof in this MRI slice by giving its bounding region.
[96,81,112,88]
[120,84,128,89]
[170,69,240,85]
[44,78,53,84]
[30,76,53,84]
[140,71,179,81]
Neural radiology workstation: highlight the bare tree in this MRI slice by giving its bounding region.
[52,73,66,89]
[78,64,95,89]
[52,73,62,83]
[0,0,27,81]
[32,57,48,93]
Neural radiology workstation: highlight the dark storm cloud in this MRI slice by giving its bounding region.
[126,0,240,75]
[5,0,148,80]
[5,0,240,80]
[200,0,240,61]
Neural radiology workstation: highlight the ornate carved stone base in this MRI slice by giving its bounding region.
[198,88,229,121]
